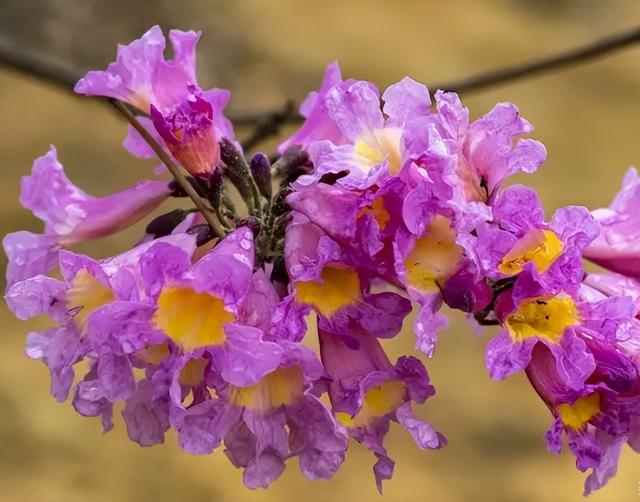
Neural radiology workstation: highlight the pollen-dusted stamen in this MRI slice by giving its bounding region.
[295,265,361,317]
[506,295,580,344]
[557,393,601,430]
[499,229,564,276]
[66,269,115,329]
[153,286,234,351]
[404,215,462,293]
[229,365,305,413]
[337,380,406,428]
[354,127,403,175]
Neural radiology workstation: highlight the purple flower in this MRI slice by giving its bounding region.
[584,167,640,280]
[405,91,546,204]
[74,26,200,113]
[132,227,284,388]
[319,328,445,492]
[393,213,464,355]
[5,234,195,407]
[218,342,348,489]
[475,185,599,292]
[289,76,432,190]
[149,88,222,176]
[526,339,640,495]
[485,268,637,390]
[3,146,170,285]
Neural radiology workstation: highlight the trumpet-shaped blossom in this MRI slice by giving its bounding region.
[3,146,170,286]
[286,71,432,190]
[486,268,637,390]
[526,339,640,495]
[5,234,196,405]
[319,328,445,492]
[74,26,199,113]
[475,185,599,291]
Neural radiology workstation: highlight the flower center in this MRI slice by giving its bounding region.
[296,266,361,317]
[153,286,234,351]
[66,270,115,329]
[557,393,600,430]
[358,197,390,230]
[499,229,563,276]
[179,357,209,386]
[404,215,462,293]
[506,295,580,344]
[337,380,406,428]
[354,127,403,175]
[229,366,305,413]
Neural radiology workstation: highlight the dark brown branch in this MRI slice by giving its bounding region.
[0,25,638,144]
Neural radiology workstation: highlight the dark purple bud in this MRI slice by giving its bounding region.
[187,223,214,247]
[220,138,253,202]
[169,177,207,198]
[250,153,272,199]
[237,216,262,238]
[319,170,349,185]
[269,256,290,286]
[146,209,190,238]
[272,146,312,185]
[442,270,492,313]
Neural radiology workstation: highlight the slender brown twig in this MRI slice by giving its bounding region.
[0,25,638,143]
[109,99,226,237]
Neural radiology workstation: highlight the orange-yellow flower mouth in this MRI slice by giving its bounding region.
[499,229,563,276]
[153,286,234,351]
[337,380,406,428]
[295,265,361,317]
[229,366,305,413]
[506,295,580,344]
[404,215,462,293]
[66,270,115,329]
[557,393,600,430]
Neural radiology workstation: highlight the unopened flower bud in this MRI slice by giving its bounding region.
[145,209,190,238]
[250,153,272,199]
[187,223,215,247]
[220,138,253,203]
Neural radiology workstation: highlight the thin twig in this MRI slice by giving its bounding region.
[109,99,225,238]
[0,25,638,137]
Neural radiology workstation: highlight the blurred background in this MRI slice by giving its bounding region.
[1,1,639,501]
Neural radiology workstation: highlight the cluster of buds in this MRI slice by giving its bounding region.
[5,26,640,495]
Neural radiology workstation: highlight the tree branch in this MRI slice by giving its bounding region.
[0,25,638,145]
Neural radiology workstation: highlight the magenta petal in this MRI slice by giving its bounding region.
[485,330,536,380]
[172,399,241,455]
[382,77,431,126]
[213,325,283,386]
[548,334,596,391]
[325,80,383,143]
[395,403,445,450]
[3,231,59,286]
[5,275,67,322]
[122,379,170,447]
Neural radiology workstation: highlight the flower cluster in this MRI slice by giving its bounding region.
[5,26,640,495]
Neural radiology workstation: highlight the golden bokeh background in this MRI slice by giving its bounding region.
[1,1,639,501]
